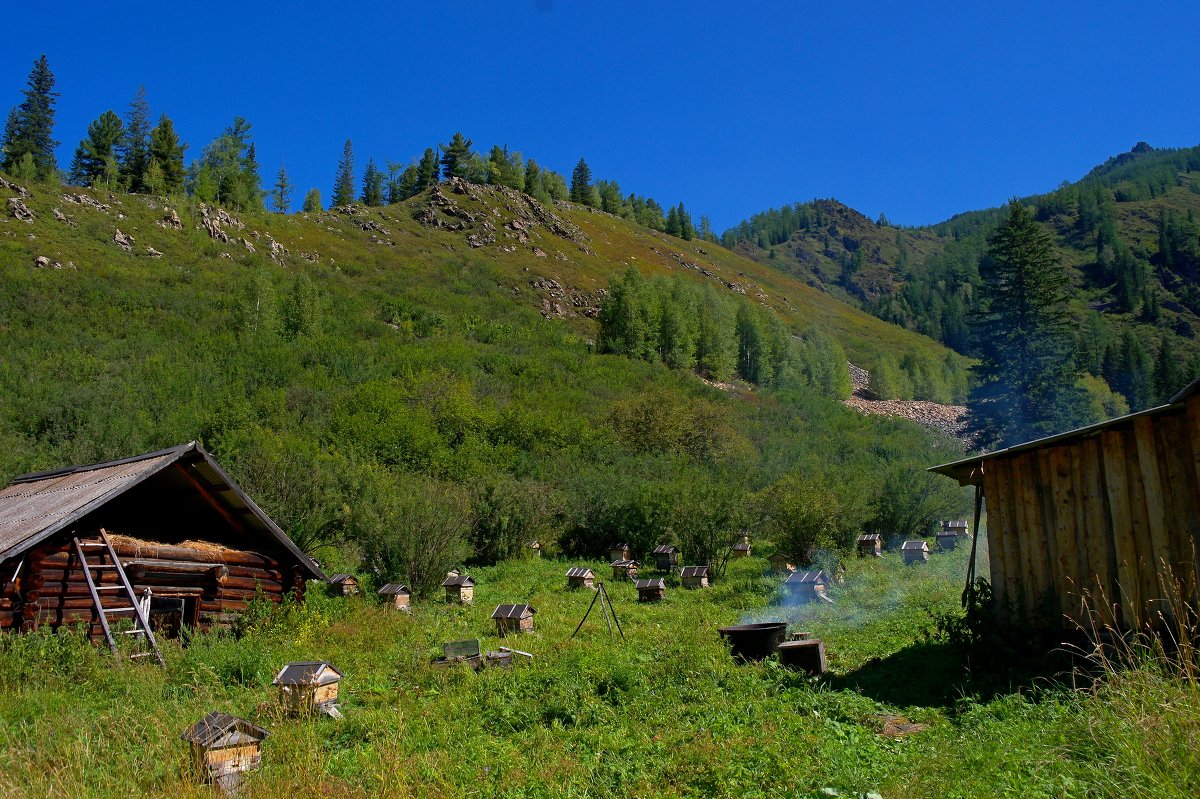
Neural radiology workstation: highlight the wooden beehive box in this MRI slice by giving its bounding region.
[608,543,631,562]
[491,603,535,635]
[181,712,269,794]
[936,531,959,551]
[783,570,830,603]
[680,565,709,588]
[635,578,666,602]
[566,567,596,589]
[653,544,679,570]
[768,553,795,575]
[731,541,752,559]
[611,559,638,581]
[527,540,542,558]
[942,519,970,537]
[327,574,360,596]
[378,582,412,611]
[901,540,930,564]
[442,573,474,604]
[857,534,883,557]
[273,661,343,717]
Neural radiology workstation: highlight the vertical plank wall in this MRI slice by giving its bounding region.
[983,404,1200,629]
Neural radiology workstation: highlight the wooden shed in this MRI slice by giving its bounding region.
[327,574,360,596]
[635,577,666,602]
[566,566,596,589]
[680,565,709,589]
[931,379,1200,630]
[378,583,411,611]
[181,711,269,793]
[653,544,679,571]
[273,661,343,717]
[901,540,930,564]
[857,533,882,558]
[768,553,796,575]
[611,559,639,581]
[442,573,474,604]
[783,570,831,603]
[491,603,535,635]
[608,543,631,562]
[0,443,323,645]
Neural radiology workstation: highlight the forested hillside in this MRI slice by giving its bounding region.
[724,143,1200,413]
[0,170,971,587]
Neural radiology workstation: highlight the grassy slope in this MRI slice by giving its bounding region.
[2,550,1197,799]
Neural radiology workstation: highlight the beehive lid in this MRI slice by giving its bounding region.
[565,567,595,578]
[634,578,665,590]
[181,711,269,746]
[786,570,828,585]
[680,566,709,578]
[653,544,677,554]
[858,534,881,542]
[492,603,535,619]
[327,573,356,585]
[273,661,342,686]
[901,540,929,551]
[612,559,638,567]
[442,574,474,587]
[378,583,410,596]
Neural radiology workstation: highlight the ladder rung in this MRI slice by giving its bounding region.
[96,585,124,591]
[103,606,137,614]
[87,564,118,570]
[77,542,106,548]
[117,629,147,635]
[129,652,157,659]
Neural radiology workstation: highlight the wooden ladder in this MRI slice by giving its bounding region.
[72,529,165,666]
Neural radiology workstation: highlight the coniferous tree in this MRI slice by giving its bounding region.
[69,110,126,188]
[272,161,293,213]
[302,188,322,212]
[968,200,1089,448]
[148,114,186,194]
[416,147,439,191]
[361,158,384,206]
[393,164,419,202]
[120,85,152,191]
[665,205,681,237]
[1154,337,1185,403]
[678,203,695,240]
[1,55,59,179]
[332,139,355,206]
[569,158,593,205]
[440,133,473,180]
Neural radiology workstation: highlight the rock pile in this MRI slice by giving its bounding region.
[0,176,29,196]
[528,276,606,319]
[60,192,111,212]
[113,229,135,252]
[7,197,34,222]
[159,207,183,230]
[198,203,244,242]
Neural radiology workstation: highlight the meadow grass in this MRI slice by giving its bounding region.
[2,548,1197,798]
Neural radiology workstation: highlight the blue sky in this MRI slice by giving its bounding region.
[3,1,1199,229]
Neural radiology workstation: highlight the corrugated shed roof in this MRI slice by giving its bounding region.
[565,567,594,578]
[634,578,665,590]
[491,603,534,619]
[442,574,474,587]
[180,711,269,746]
[378,583,410,595]
[0,442,323,578]
[273,661,342,686]
[680,566,709,578]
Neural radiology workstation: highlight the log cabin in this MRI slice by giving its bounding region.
[0,442,323,641]
[931,378,1200,630]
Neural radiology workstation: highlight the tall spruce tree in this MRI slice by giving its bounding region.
[148,114,186,194]
[332,139,355,206]
[361,158,384,206]
[416,147,439,191]
[120,85,152,191]
[2,55,59,179]
[69,110,126,188]
[570,158,593,205]
[272,161,293,213]
[967,200,1089,448]
[440,133,473,180]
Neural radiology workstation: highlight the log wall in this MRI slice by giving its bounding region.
[0,533,305,638]
[984,401,1200,629]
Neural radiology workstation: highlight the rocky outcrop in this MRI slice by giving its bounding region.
[0,176,29,197]
[146,247,163,258]
[59,192,111,212]
[7,197,34,222]
[159,207,183,230]
[113,229,134,252]
[198,203,244,242]
[528,276,607,319]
